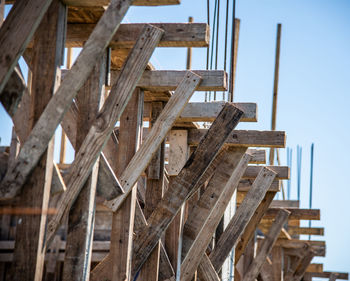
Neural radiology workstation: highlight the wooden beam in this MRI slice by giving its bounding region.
[285,248,315,281]
[66,23,209,48]
[131,104,244,276]
[274,240,326,257]
[91,72,201,280]
[0,0,133,199]
[7,2,65,280]
[180,152,251,281]
[7,0,181,6]
[45,25,163,244]
[242,209,290,281]
[288,227,324,236]
[263,208,320,220]
[62,52,106,281]
[305,272,348,280]
[188,129,286,148]
[197,255,221,281]
[243,166,289,180]
[0,0,54,94]
[104,71,201,212]
[306,264,323,273]
[209,167,277,272]
[110,70,227,92]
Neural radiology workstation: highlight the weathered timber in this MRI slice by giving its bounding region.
[131,104,244,276]
[180,152,251,281]
[110,70,227,91]
[0,67,27,117]
[242,209,290,281]
[287,227,324,236]
[188,129,286,147]
[6,0,181,6]
[306,264,323,273]
[263,208,320,220]
[237,179,280,193]
[285,248,315,281]
[66,23,209,48]
[104,71,201,212]
[62,53,106,281]
[0,0,133,199]
[110,88,143,281]
[0,0,53,94]
[167,130,189,176]
[304,272,348,280]
[91,71,202,280]
[274,240,326,257]
[209,167,277,271]
[46,25,164,244]
[7,2,65,280]
[197,255,221,281]
[243,166,289,180]
[270,200,299,208]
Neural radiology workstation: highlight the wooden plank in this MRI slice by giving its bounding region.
[0,0,54,94]
[270,200,299,208]
[188,129,286,148]
[0,0,133,199]
[287,227,324,236]
[247,149,266,164]
[109,88,143,281]
[242,209,290,281]
[306,264,323,273]
[180,152,251,281]
[237,179,280,193]
[110,70,227,92]
[45,25,163,244]
[235,191,277,263]
[243,166,289,180]
[62,53,106,281]
[197,255,221,281]
[263,208,320,220]
[209,167,277,271]
[275,240,326,257]
[66,23,209,48]
[167,130,189,176]
[304,272,348,280]
[6,0,181,6]
[131,104,244,277]
[271,247,284,281]
[104,71,201,212]
[6,2,65,280]
[285,248,315,281]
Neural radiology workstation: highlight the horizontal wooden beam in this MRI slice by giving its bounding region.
[304,272,349,280]
[287,226,324,236]
[188,129,286,148]
[65,23,209,48]
[6,0,181,6]
[306,263,323,273]
[237,179,280,193]
[264,208,320,220]
[243,166,289,180]
[274,240,326,257]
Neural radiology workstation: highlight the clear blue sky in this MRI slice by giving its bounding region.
[0,0,349,277]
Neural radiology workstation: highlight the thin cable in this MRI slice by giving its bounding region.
[214,0,220,101]
[205,0,210,102]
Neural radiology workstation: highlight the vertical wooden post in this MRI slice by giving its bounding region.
[139,101,165,281]
[8,1,65,280]
[62,54,107,281]
[271,246,284,281]
[229,18,240,102]
[269,23,282,165]
[110,88,144,281]
[186,16,194,70]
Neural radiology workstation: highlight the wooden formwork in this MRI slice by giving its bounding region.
[0,1,347,281]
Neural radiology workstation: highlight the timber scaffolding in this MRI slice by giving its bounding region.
[0,0,347,281]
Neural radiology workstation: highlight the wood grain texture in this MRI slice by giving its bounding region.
[0,0,53,94]
[263,208,320,220]
[197,254,221,281]
[304,272,348,280]
[242,209,290,281]
[131,103,243,277]
[180,152,251,281]
[104,71,201,212]
[188,129,286,148]
[53,0,181,6]
[0,0,133,199]
[46,25,163,244]
[110,70,226,91]
[209,167,277,271]
[7,2,64,280]
[66,23,209,48]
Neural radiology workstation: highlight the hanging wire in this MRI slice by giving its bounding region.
[222,0,230,101]
[209,0,219,101]
[205,0,210,102]
[308,143,314,240]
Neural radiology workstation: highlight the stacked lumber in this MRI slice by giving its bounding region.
[0,0,347,281]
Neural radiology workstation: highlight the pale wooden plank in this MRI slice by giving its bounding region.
[110,70,227,91]
[263,208,320,220]
[7,0,181,6]
[7,2,65,280]
[306,264,323,273]
[188,129,286,148]
[0,0,53,94]
[104,71,201,212]
[242,209,290,281]
[66,23,209,48]
[62,53,106,281]
[131,104,244,277]
[208,167,277,271]
[167,130,189,176]
[287,227,324,236]
[180,152,251,281]
[0,0,133,199]
[45,25,163,244]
